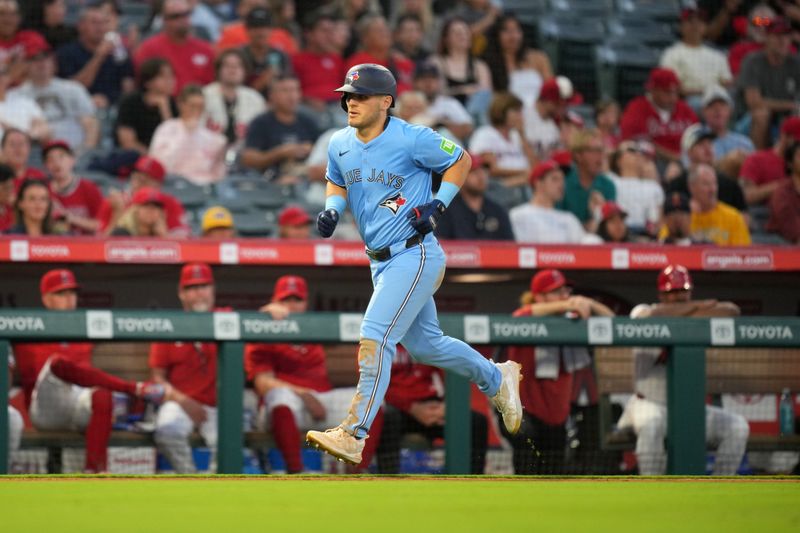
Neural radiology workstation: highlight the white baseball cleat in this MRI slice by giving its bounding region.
[306,426,365,466]
[491,361,523,434]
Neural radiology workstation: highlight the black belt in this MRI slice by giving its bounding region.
[365,234,423,261]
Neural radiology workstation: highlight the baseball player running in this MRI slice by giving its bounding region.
[616,264,750,475]
[305,64,523,465]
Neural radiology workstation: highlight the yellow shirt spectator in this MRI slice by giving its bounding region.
[659,201,750,245]
[690,202,751,245]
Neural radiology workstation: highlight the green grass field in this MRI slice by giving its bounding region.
[0,476,798,532]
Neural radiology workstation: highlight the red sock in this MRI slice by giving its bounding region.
[271,406,303,473]
[358,408,383,472]
[50,356,137,395]
[85,389,112,472]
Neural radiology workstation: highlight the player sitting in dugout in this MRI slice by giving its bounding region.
[245,275,382,473]
[502,269,614,475]
[616,264,749,475]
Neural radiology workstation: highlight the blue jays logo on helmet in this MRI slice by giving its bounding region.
[379,192,406,215]
[335,63,398,111]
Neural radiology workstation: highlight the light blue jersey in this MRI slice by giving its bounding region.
[325,117,463,250]
[321,115,502,442]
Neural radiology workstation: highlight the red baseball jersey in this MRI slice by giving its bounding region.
[292,51,345,103]
[740,149,785,186]
[149,341,217,406]
[620,96,698,155]
[51,178,104,234]
[134,34,215,95]
[384,346,444,412]
[244,343,332,392]
[13,341,93,406]
[0,201,13,232]
[97,190,188,233]
[505,307,573,426]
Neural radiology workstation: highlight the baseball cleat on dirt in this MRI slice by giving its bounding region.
[306,427,365,466]
[491,361,523,434]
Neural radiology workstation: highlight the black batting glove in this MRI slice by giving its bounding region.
[317,209,339,238]
[407,199,446,235]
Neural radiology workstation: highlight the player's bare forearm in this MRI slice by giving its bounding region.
[441,151,471,189]
[325,180,347,202]
[590,300,615,317]
[527,300,571,316]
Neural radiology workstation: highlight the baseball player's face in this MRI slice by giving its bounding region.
[659,290,692,303]
[179,284,215,312]
[345,94,390,128]
[277,296,307,314]
[42,289,77,311]
[534,285,571,303]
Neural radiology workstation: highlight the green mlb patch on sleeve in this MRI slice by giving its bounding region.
[439,139,457,155]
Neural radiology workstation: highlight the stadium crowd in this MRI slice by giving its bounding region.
[3,0,800,475]
[0,0,797,244]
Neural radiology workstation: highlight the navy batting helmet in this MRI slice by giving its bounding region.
[335,63,397,112]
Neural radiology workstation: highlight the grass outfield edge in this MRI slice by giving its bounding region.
[1,474,798,482]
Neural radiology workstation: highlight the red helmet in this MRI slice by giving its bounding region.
[657,264,693,293]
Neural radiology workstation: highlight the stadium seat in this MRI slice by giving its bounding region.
[161,179,208,209]
[595,41,661,106]
[605,16,676,50]
[613,0,682,23]
[538,16,606,104]
[548,0,613,18]
[119,2,152,30]
[215,196,254,214]
[234,211,275,237]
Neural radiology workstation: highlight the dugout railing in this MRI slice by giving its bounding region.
[1,311,799,475]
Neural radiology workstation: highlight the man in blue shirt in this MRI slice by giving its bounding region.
[56,3,134,108]
[306,64,523,465]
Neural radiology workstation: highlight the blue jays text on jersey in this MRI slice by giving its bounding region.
[325,117,463,251]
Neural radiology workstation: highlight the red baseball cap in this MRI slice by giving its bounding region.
[551,149,573,168]
[26,40,52,60]
[601,201,627,221]
[538,76,583,105]
[41,139,72,158]
[133,156,166,183]
[179,263,214,288]
[680,7,706,22]
[469,153,486,171]
[278,205,312,227]
[273,275,308,301]
[529,160,560,186]
[132,187,165,206]
[646,68,681,92]
[780,116,800,141]
[530,269,567,295]
[657,264,693,293]
[40,269,79,295]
